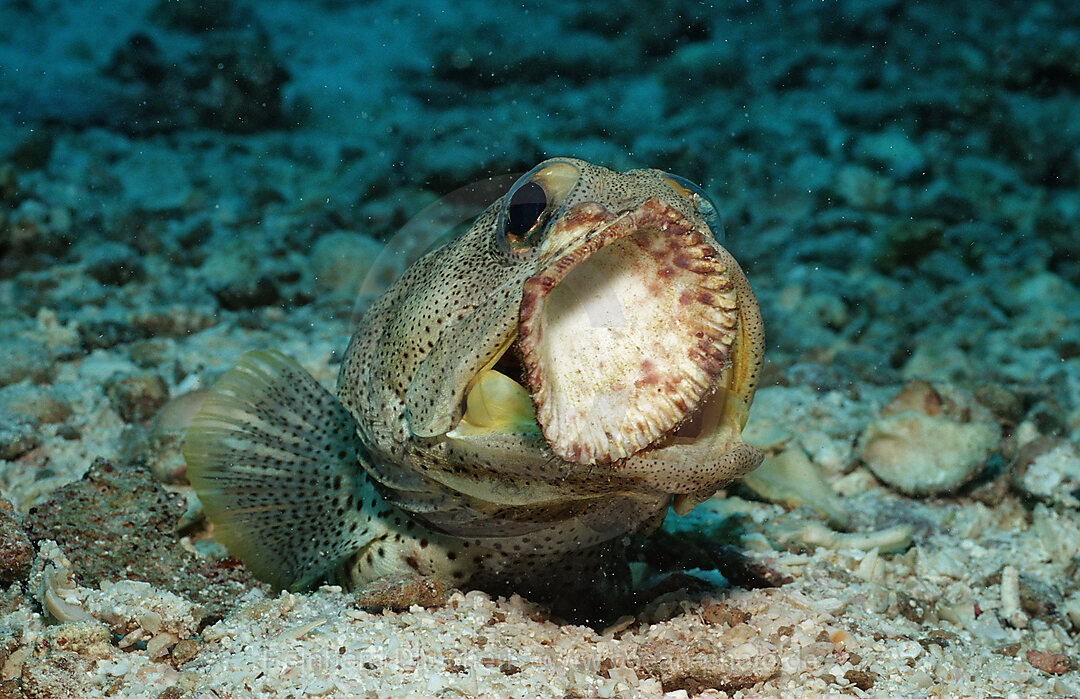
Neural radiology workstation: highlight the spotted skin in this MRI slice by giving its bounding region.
[184,158,765,610]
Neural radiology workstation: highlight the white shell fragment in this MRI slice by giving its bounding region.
[858,380,1001,496]
[740,448,849,528]
[1011,438,1080,508]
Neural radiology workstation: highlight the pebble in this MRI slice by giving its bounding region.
[355,574,449,612]
[309,230,384,296]
[0,385,72,424]
[766,518,914,554]
[83,241,145,286]
[632,638,779,693]
[212,276,282,311]
[0,338,54,387]
[854,128,927,179]
[78,319,152,351]
[1027,649,1073,675]
[701,602,750,627]
[0,409,41,460]
[872,219,945,272]
[114,146,194,211]
[833,165,892,210]
[169,638,201,667]
[104,372,170,424]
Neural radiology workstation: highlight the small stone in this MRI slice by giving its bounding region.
[132,307,215,338]
[0,384,72,424]
[1026,649,1073,675]
[895,591,931,624]
[1018,573,1064,620]
[701,602,750,627]
[740,448,849,528]
[1,199,72,269]
[128,339,172,368]
[212,276,282,311]
[354,574,449,612]
[42,620,112,659]
[148,390,211,484]
[632,638,779,693]
[105,372,170,423]
[833,165,892,210]
[872,219,945,272]
[57,424,81,440]
[993,643,1021,657]
[20,651,95,699]
[0,338,54,387]
[0,679,20,699]
[844,669,876,690]
[84,241,145,286]
[78,319,152,351]
[113,147,194,211]
[170,638,201,666]
[974,384,1024,424]
[310,231,383,296]
[854,128,927,179]
[0,409,41,460]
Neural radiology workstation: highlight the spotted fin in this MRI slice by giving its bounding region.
[183,350,380,591]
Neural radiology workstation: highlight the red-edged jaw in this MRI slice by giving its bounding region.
[517,198,739,465]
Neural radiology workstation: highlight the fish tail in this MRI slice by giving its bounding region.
[183,350,379,591]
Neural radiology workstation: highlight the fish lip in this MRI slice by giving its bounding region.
[515,197,740,466]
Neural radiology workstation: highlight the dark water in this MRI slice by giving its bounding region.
[2,0,1077,394]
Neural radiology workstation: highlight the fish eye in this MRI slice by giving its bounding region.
[662,173,724,243]
[505,181,548,241]
[497,160,581,256]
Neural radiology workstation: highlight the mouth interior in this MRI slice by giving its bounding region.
[456,335,736,454]
[458,200,740,466]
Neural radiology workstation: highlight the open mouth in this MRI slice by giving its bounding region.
[454,198,741,468]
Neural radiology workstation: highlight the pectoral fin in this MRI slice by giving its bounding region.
[183,350,380,590]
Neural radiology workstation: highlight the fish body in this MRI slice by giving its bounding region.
[184,158,764,609]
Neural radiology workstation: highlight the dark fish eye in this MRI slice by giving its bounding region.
[506,181,548,240]
[496,159,581,257]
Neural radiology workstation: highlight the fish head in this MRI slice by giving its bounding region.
[342,157,765,526]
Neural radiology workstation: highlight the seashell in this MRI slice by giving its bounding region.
[740,448,849,528]
[858,380,1000,495]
